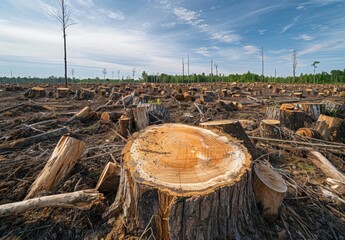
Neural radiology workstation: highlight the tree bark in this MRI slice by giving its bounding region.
[25,136,86,199]
[280,109,311,131]
[259,119,281,139]
[119,115,132,138]
[106,124,263,239]
[316,114,345,142]
[0,189,103,218]
[132,106,149,131]
[253,162,287,222]
[96,162,121,193]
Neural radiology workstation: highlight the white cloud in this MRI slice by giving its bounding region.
[295,34,314,41]
[296,5,305,10]
[281,16,300,33]
[258,29,266,35]
[98,9,125,20]
[194,47,210,57]
[76,0,93,7]
[161,22,176,28]
[211,32,240,43]
[173,7,200,24]
[243,45,259,54]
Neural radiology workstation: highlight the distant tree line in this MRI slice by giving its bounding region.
[1,69,344,84]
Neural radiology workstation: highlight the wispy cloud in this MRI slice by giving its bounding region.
[160,22,176,28]
[243,45,259,54]
[194,47,210,57]
[173,7,200,25]
[211,32,240,43]
[76,0,93,7]
[281,16,300,33]
[258,29,266,35]
[97,8,125,20]
[295,34,314,41]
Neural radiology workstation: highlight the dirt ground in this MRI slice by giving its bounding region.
[0,82,344,239]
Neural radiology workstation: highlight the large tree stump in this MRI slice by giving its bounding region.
[25,136,86,199]
[108,124,262,239]
[24,87,46,98]
[315,114,345,142]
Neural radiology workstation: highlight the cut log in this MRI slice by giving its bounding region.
[96,162,121,193]
[66,106,97,124]
[316,114,345,142]
[132,106,150,131]
[253,162,287,222]
[200,119,257,158]
[106,124,262,239]
[296,128,320,139]
[260,119,281,139]
[308,151,345,182]
[0,189,103,218]
[119,115,132,138]
[25,136,86,199]
[0,127,69,152]
[100,112,122,122]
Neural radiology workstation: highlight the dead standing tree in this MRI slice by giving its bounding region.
[53,0,75,88]
[292,49,297,83]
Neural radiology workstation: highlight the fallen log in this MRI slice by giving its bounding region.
[0,127,69,152]
[66,106,97,124]
[106,124,263,239]
[25,136,86,199]
[0,103,26,114]
[0,189,103,218]
[308,150,345,182]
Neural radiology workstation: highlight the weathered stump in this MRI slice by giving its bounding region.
[108,124,262,239]
[24,87,46,98]
[295,102,324,121]
[316,114,345,142]
[56,87,72,98]
[280,109,311,131]
[260,119,281,139]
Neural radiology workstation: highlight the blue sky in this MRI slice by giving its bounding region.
[0,0,344,79]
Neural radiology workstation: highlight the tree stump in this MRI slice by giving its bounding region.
[109,124,261,239]
[253,162,287,222]
[316,114,345,142]
[100,112,122,122]
[279,109,311,131]
[119,115,132,138]
[132,106,150,131]
[260,119,281,139]
[24,87,46,98]
[295,102,324,121]
[56,87,72,98]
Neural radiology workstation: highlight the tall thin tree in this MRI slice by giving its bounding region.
[311,61,320,84]
[292,49,297,83]
[53,0,75,88]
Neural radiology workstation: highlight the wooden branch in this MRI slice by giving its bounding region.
[0,103,26,114]
[0,189,104,218]
[249,136,344,149]
[308,151,345,182]
[25,136,86,199]
[0,127,69,152]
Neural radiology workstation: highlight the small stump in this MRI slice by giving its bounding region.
[253,162,287,222]
[112,124,261,239]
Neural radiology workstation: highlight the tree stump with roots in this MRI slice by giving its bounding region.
[106,124,263,240]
